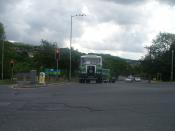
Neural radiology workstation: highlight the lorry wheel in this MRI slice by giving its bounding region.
[86,80,90,83]
[82,79,85,83]
[96,79,102,83]
[99,78,102,83]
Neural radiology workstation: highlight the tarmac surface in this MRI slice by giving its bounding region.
[0,81,175,131]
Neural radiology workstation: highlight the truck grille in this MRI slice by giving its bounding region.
[87,66,95,76]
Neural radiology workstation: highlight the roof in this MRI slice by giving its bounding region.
[81,55,102,58]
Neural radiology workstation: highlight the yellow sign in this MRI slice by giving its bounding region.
[39,72,45,85]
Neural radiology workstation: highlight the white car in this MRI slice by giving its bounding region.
[134,77,141,82]
[125,76,134,82]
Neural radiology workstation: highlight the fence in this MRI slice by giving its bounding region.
[14,70,37,88]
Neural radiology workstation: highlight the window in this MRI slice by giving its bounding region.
[81,58,101,65]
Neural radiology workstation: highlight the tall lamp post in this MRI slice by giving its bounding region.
[69,14,86,81]
[171,50,174,81]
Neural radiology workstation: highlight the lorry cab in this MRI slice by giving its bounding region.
[79,55,103,83]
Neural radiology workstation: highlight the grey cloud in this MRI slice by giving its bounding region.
[82,30,145,53]
[0,0,173,59]
[0,0,23,12]
[0,0,86,45]
[87,0,146,26]
[79,1,148,53]
[157,0,175,5]
[0,0,148,54]
[118,31,146,53]
[103,0,149,5]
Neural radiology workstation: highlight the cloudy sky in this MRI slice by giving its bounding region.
[1,0,175,60]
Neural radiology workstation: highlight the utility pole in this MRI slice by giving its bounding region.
[171,50,174,81]
[55,43,60,80]
[149,47,152,83]
[1,35,4,80]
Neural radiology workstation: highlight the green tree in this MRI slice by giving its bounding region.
[102,54,133,78]
[151,33,175,58]
[141,32,175,81]
[0,22,6,79]
[0,41,35,78]
[33,40,57,71]
[0,22,5,39]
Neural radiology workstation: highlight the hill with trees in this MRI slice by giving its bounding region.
[0,39,138,79]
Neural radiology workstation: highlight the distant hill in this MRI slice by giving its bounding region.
[0,40,141,79]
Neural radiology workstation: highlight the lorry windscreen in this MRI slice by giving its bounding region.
[81,58,101,65]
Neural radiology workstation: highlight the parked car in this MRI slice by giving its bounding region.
[110,77,116,83]
[125,75,134,82]
[134,77,141,82]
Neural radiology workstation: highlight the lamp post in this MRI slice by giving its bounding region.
[69,14,86,81]
[171,50,174,81]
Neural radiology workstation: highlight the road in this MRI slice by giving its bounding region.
[0,81,175,131]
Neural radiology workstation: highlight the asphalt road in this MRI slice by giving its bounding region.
[0,81,175,131]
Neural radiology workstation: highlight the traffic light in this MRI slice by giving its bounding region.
[10,60,15,67]
[55,48,60,60]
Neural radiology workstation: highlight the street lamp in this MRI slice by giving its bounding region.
[171,50,174,81]
[69,14,86,81]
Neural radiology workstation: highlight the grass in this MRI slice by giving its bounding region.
[0,79,15,85]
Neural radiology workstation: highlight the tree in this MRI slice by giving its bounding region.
[0,22,5,40]
[102,54,133,77]
[33,40,57,71]
[0,41,35,78]
[0,22,6,79]
[141,32,175,81]
[151,33,175,58]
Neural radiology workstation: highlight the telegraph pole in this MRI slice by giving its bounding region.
[149,47,152,83]
[171,50,174,81]
[1,35,4,80]
[55,43,60,79]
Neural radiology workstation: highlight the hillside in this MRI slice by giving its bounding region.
[0,40,140,79]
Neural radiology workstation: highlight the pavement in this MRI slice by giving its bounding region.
[0,81,175,131]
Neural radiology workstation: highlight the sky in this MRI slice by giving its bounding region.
[0,0,175,60]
